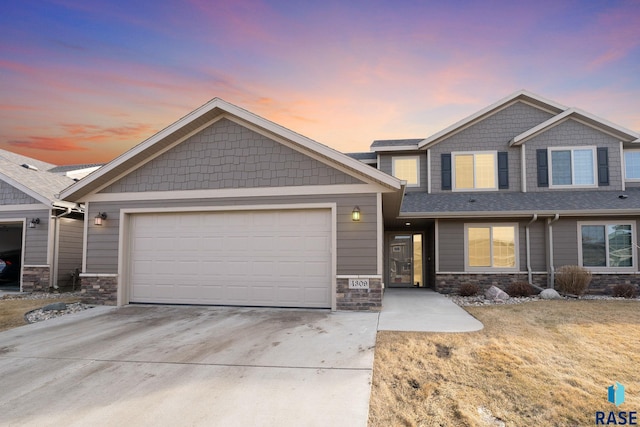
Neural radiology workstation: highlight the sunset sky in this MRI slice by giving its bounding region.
[1,0,639,165]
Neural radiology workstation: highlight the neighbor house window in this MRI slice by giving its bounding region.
[549,147,596,187]
[392,156,420,186]
[465,224,518,270]
[624,150,640,180]
[453,151,497,190]
[579,222,635,269]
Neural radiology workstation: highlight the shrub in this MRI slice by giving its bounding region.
[458,283,480,297]
[506,281,533,297]
[612,284,638,299]
[555,265,592,296]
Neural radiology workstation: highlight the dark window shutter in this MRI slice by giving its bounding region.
[536,149,548,187]
[498,152,509,189]
[441,153,452,190]
[597,147,609,186]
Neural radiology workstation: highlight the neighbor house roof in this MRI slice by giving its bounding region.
[418,90,567,149]
[400,189,640,218]
[0,149,77,208]
[510,107,640,146]
[60,98,403,201]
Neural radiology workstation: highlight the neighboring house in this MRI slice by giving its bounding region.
[0,149,84,291]
[60,99,402,309]
[360,90,640,294]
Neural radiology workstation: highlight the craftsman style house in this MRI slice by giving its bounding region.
[359,90,640,294]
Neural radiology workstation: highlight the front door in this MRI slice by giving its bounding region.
[388,233,423,287]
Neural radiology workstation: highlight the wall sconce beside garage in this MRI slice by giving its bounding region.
[28,218,40,229]
[94,212,107,226]
[352,206,361,222]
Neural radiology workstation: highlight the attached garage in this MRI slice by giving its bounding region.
[126,208,333,308]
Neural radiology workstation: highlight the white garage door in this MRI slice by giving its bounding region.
[128,209,332,308]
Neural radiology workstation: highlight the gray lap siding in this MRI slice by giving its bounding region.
[0,209,50,265]
[85,193,378,275]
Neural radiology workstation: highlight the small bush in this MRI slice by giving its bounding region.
[506,281,533,297]
[458,283,480,297]
[555,265,592,296]
[612,284,638,299]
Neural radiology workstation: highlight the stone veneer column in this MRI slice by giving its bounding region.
[80,274,118,305]
[336,276,383,311]
[21,265,50,292]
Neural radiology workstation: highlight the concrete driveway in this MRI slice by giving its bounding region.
[0,305,379,427]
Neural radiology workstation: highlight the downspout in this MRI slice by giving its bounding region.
[50,208,73,289]
[525,214,538,286]
[547,214,560,289]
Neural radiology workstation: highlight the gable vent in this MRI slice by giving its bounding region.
[21,163,39,171]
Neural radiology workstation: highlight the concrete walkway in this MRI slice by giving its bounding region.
[378,288,484,332]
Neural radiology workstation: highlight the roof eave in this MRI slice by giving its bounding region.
[399,208,640,218]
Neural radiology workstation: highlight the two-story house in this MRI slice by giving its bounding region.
[359,90,640,294]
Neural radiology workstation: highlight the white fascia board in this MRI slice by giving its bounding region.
[418,90,568,149]
[0,203,50,212]
[399,209,640,218]
[0,172,53,206]
[84,183,391,203]
[511,108,640,146]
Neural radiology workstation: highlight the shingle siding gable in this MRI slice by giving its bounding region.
[430,102,555,193]
[0,180,40,205]
[100,118,363,193]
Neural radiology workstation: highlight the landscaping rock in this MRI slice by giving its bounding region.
[539,289,562,300]
[485,286,509,301]
[42,302,67,311]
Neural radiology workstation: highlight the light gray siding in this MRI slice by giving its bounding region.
[86,193,378,275]
[430,102,554,193]
[100,118,363,193]
[378,152,427,192]
[525,119,623,192]
[0,181,39,205]
[0,210,50,264]
[55,218,83,287]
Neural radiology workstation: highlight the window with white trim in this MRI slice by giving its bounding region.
[392,156,420,186]
[452,151,497,190]
[579,222,635,269]
[548,147,596,187]
[624,150,640,180]
[465,224,518,270]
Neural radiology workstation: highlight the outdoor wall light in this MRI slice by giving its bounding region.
[352,206,361,222]
[28,218,40,229]
[94,212,107,226]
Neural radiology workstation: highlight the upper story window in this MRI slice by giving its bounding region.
[579,222,635,270]
[624,150,640,180]
[392,156,420,186]
[548,147,597,188]
[452,151,497,191]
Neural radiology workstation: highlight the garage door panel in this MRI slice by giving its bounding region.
[129,209,332,308]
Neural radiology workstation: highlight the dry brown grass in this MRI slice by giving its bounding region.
[0,297,80,332]
[369,300,640,426]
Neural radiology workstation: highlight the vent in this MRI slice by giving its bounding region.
[21,163,39,171]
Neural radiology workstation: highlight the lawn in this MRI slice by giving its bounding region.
[0,296,81,332]
[369,300,640,426]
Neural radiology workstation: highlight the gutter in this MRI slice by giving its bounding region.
[525,214,538,287]
[547,214,560,289]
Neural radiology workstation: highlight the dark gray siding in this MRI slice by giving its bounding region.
[55,218,83,287]
[86,193,378,275]
[0,210,50,264]
[430,102,554,193]
[100,118,363,193]
[529,220,546,271]
[0,181,40,205]
[525,119,623,192]
[378,152,427,193]
[437,220,464,271]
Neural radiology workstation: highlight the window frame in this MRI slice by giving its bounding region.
[463,223,520,272]
[577,221,637,272]
[392,156,420,187]
[623,149,640,181]
[548,146,597,189]
[451,151,498,192]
